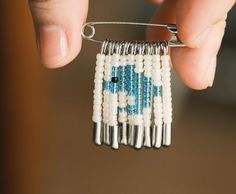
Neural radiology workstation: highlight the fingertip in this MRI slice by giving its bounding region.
[38,25,82,69]
[183,81,209,91]
[174,69,210,90]
[39,29,82,69]
[29,0,88,68]
[41,42,82,69]
[173,18,226,90]
[171,48,210,90]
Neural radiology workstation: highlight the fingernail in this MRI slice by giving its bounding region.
[207,56,217,87]
[192,27,211,48]
[38,25,68,67]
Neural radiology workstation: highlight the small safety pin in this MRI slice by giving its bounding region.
[81,21,185,47]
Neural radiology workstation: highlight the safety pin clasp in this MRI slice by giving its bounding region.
[81,21,185,47]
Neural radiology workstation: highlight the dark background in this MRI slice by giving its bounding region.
[0,1,235,194]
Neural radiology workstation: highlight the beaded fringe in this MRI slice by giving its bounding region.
[92,41,172,150]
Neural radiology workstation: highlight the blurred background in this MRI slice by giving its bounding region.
[0,1,235,194]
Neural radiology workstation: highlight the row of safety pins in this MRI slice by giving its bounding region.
[92,40,172,150]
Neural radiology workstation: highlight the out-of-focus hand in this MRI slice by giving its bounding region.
[147,0,235,89]
[28,0,88,68]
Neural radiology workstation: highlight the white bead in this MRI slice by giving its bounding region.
[111,54,120,67]
[118,96,126,103]
[119,112,127,123]
[134,115,143,125]
[127,96,135,106]
[119,91,126,97]
[161,54,172,127]
[107,53,120,127]
[120,56,127,66]
[119,101,127,108]
[128,54,135,64]
[102,89,110,123]
[143,108,152,127]
[96,53,105,60]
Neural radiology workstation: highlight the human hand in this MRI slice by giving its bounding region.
[28,0,88,68]
[148,0,235,89]
[29,0,235,90]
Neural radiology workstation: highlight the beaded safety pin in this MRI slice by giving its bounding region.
[81,21,185,150]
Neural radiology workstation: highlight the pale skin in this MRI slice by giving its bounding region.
[28,0,235,90]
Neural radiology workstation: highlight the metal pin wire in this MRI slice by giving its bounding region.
[81,21,185,47]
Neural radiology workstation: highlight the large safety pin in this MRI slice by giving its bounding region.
[81,21,185,47]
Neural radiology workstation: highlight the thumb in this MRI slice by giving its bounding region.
[29,0,88,68]
[176,0,235,48]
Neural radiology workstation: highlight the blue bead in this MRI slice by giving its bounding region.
[135,72,143,115]
[119,107,127,113]
[128,105,135,115]
[126,64,136,116]
[118,66,126,92]
[126,65,135,97]
[153,85,162,97]
[143,76,152,108]
[103,80,110,91]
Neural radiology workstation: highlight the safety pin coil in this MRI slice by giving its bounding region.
[81,21,185,47]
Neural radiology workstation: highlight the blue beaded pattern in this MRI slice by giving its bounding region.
[118,65,127,114]
[102,59,163,120]
[126,64,136,116]
[143,77,152,108]
[135,73,143,115]
[118,66,126,92]
[153,85,163,97]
